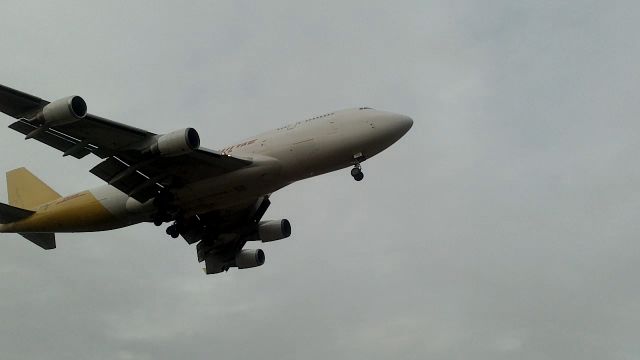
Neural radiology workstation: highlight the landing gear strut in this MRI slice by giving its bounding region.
[153,191,176,227]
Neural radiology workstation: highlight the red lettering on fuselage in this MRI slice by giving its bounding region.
[221,139,257,154]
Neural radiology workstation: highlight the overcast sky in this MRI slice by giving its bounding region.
[0,1,639,359]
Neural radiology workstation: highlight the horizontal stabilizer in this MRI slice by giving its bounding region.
[19,232,56,250]
[0,202,34,224]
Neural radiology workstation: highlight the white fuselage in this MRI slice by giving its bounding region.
[76,108,413,230]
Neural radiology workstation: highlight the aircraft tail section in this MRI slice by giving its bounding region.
[6,167,61,209]
[4,168,59,249]
[0,201,56,249]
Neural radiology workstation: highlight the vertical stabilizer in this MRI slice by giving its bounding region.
[6,167,61,210]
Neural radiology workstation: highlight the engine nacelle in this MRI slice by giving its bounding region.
[235,249,265,269]
[148,128,200,156]
[258,219,292,242]
[41,96,87,126]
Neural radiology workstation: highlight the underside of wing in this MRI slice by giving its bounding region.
[0,84,152,157]
[0,83,252,203]
[0,84,48,118]
[90,147,251,202]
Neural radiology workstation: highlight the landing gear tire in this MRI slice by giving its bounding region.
[166,224,180,238]
[153,218,164,226]
[351,167,364,181]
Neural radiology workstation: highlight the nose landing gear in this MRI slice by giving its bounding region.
[351,165,364,181]
[351,153,365,181]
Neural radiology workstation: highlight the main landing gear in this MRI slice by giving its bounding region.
[153,216,180,238]
[351,153,365,181]
[152,191,175,226]
[166,222,180,238]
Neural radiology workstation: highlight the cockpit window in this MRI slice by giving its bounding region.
[359,107,373,110]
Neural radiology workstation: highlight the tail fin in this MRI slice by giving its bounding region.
[6,167,61,210]
[3,168,58,250]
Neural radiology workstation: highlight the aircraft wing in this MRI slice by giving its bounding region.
[0,83,251,202]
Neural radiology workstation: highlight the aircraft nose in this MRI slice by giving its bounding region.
[395,114,413,135]
[383,113,413,141]
[362,111,414,154]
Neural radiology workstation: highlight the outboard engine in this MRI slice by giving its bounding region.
[35,96,87,126]
[235,249,265,269]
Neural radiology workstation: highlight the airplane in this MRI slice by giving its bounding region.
[0,83,412,274]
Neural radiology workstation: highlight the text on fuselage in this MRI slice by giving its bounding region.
[221,139,257,154]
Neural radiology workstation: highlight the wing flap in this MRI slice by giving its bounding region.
[90,157,163,202]
[90,157,130,183]
[89,149,251,202]
[9,120,92,159]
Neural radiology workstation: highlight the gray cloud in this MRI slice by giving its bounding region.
[0,1,638,359]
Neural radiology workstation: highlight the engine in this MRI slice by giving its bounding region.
[40,96,87,126]
[235,249,265,269]
[258,219,292,242]
[148,128,200,156]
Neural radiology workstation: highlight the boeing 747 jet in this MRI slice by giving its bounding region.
[0,84,412,274]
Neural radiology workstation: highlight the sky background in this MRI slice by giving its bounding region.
[0,1,639,359]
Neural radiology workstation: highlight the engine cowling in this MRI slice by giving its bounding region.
[258,219,292,242]
[149,128,200,156]
[41,96,87,126]
[235,249,265,269]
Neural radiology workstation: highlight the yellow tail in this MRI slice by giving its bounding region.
[6,167,61,210]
